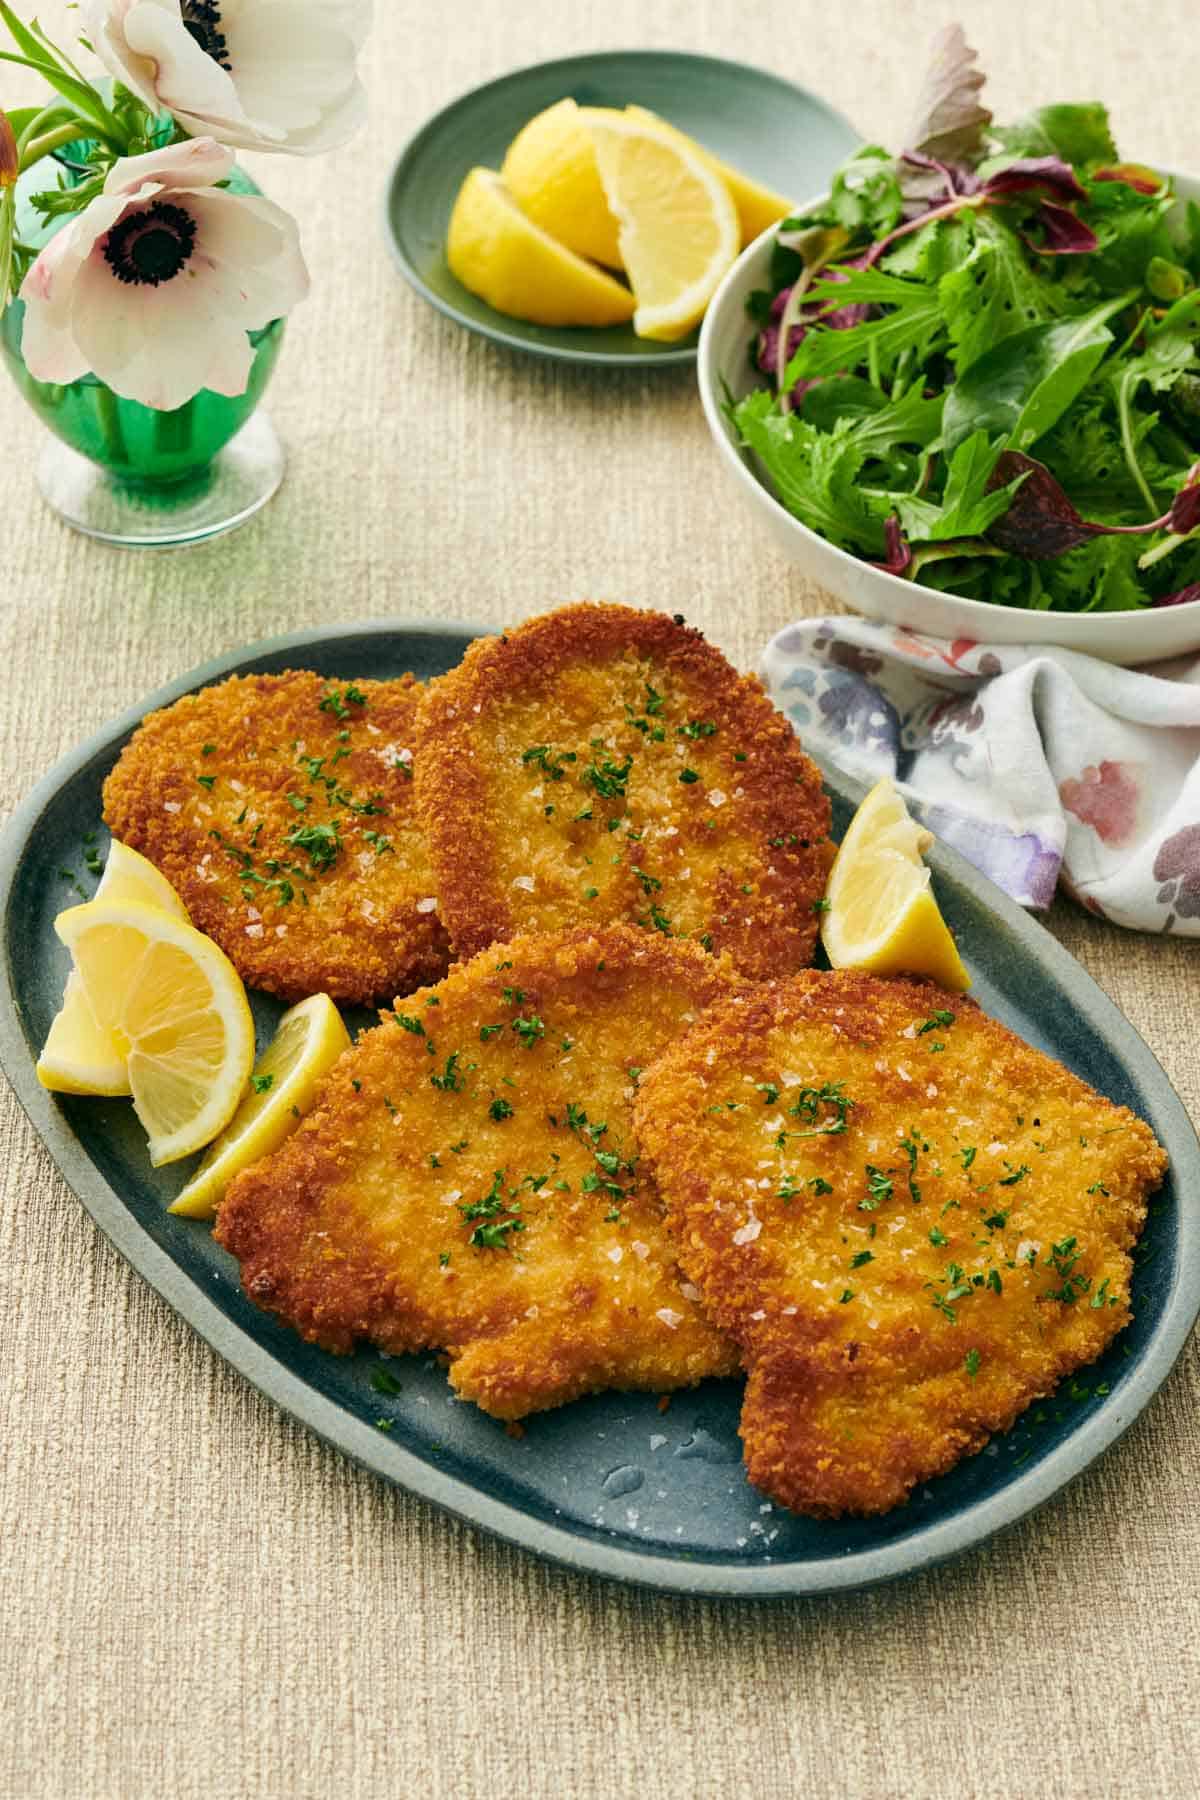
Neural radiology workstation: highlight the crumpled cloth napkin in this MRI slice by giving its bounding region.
[761,616,1200,935]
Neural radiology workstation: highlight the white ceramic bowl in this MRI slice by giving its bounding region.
[698,177,1200,665]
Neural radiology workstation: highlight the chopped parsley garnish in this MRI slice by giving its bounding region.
[631,866,661,895]
[999,1163,1031,1186]
[778,1174,802,1201]
[755,1082,780,1105]
[201,743,216,756]
[439,1252,451,1268]
[645,903,673,935]
[318,685,367,720]
[521,744,577,781]
[584,753,633,799]
[394,1012,425,1036]
[511,1014,545,1048]
[929,1226,948,1247]
[811,1176,834,1196]
[899,1132,924,1204]
[678,767,700,785]
[430,1052,463,1093]
[196,774,216,791]
[982,1207,1009,1230]
[1043,1237,1090,1304]
[959,1146,977,1170]
[489,1098,514,1121]
[860,1165,893,1210]
[479,1023,505,1041]
[789,1081,854,1138]
[287,820,341,870]
[964,1349,981,1379]
[839,1289,854,1304]
[250,1073,274,1094]
[850,1250,874,1269]
[677,718,718,740]
[370,1366,404,1396]
[917,1009,955,1035]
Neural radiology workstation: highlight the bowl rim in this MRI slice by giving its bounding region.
[697,172,1200,628]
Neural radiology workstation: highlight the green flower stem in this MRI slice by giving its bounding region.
[154,402,195,461]
[95,384,129,468]
[19,119,90,171]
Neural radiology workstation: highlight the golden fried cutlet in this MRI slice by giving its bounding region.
[102,671,450,1005]
[413,604,833,980]
[634,971,1168,1517]
[215,926,742,1419]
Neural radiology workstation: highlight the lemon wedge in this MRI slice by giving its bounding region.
[37,841,190,1095]
[54,899,256,1165]
[624,105,794,244]
[501,98,624,267]
[821,777,971,990]
[586,112,740,341]
[446,166,635,327]
[170,993,350,1219]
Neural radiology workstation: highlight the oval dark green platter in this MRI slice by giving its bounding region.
[2,620,1198,1598]
[383,49,857,365]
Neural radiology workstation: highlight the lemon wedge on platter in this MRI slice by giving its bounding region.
[623,105,794,244]
[170,993,351,1220]
[36,841,190,1095]
[820,777,971,990]
[53,899,256,1166]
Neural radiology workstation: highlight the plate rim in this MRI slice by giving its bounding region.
[381,46,857,368]
[2,616,1198,1599]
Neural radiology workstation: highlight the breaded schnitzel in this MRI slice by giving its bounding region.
[103,671,450,1005]
[634,971,1167,1517]
[216,926,742,1419]
[413,604,833,980]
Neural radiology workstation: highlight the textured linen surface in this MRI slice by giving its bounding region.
[1,5,1199,1798]
[762,616,1200,927]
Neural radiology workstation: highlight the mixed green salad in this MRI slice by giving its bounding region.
[730,27,1200,612]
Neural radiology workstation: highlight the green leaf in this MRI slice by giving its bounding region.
[895,431,1023,542]
[784,266,945,385]
[802,375,943,449]
[942,294,1133,453]
[1039,534,1150,612]
[940,214,1064,373]
[729,392,884,555]
[828,145,903,238]
[990,102,1117,167]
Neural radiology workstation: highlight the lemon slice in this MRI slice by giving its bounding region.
[586,113,740,341]
[446,166,635,327]
[501,98,624,268]
[170,993,351,1219]
[54,899,256,1165]
[37,840,190,1095]
[624,106,794,244]
[821,777,971,990]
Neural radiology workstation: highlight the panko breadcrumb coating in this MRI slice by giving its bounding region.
[216,926,742,1420]
[102,671,450,1005]
[413,603,833,980]
[635,970,1167,1517]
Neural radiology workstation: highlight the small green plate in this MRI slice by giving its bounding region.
[383,49,857,365]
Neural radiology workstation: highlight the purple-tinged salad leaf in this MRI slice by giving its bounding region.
[739,25,1200,612]
[1153,582,1200,607]
[900,22,991,167]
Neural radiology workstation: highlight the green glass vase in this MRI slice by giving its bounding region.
[0,155,287,546]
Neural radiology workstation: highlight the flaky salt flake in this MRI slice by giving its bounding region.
[680,1282,702,1303]
[631,1241,650,1260]
[707,789,727,808]
[749,1309,766,1320]
[163,801,182,814]
[606,1246,623,1264]
[926,1084,938,1098]
[649,1434,667,1451]
[416,896,438,913]
[655,1308,683,1330]
[732,1218,761,1245]
[244,923,264,939]
[512,875,535,891]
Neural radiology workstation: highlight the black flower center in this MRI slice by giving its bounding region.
[103,202,198,287]
[181,1,231,69]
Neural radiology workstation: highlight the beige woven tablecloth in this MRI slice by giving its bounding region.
[2,4,1199,1796]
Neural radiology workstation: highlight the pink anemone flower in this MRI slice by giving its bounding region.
[18,137,308,411]
[83,0,371,156]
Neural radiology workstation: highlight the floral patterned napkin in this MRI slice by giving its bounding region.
[762,617,1200,935]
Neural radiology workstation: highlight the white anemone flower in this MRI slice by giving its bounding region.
[83,0,371,155]
[19,137,309,409]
